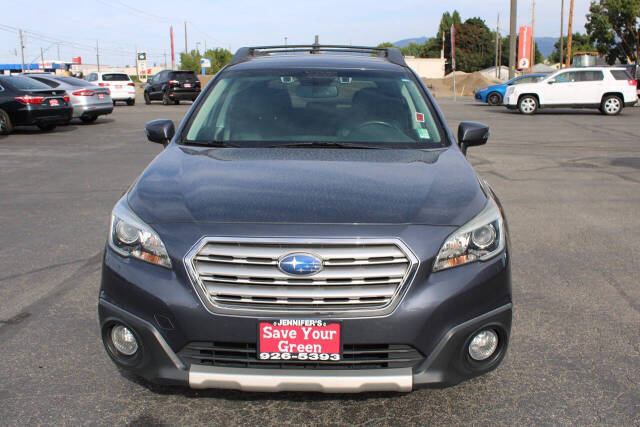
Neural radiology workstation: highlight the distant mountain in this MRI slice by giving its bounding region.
[394,35,558,58]
[535,37,557,58]
[394,37,430,47]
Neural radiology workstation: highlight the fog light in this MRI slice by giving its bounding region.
[111,324,138,356]
[468,329,498,361]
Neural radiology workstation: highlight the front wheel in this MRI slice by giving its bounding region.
[0,109,13,135]
[144,92,151,105]
[487,92,503,106]
[112,100,116,106]
[518,95,538,115]
[37,123,56,131]
[174,99,180,105]
[600,95,622,115]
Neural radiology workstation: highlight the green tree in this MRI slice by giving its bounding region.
[180,50,201,73]
[400,42,423,57]
[548,33,596,64]
[180,48,232,74]
[585,0,639,64]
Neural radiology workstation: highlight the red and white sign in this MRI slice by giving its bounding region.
[259,320,340,357]
[415,112,425,122]
[518,26,532,70]
[72,56,82,64]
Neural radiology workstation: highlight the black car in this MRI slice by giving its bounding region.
[100,45,512,393]
[0,75,73,134]
[144,70,201,105]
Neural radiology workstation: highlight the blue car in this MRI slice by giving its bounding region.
[475,73,547,105]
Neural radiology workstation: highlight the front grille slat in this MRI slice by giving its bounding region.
[178,342,424,370]
[186,239,416,314]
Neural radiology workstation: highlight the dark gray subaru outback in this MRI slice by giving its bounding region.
[99,44,512,392]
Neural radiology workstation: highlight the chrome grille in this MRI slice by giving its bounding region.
[185,238,418,315]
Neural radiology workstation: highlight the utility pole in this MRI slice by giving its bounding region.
[96,39,100,72]
[559,0,564,68]
[204,40,207,53]
[170,25,175,70]
[19,29,26,72]
[495,13,500,78]
[57,43,61,61]
[135,44,139,79]
[565,0,574,68]
[184,21,188,53]
[508,0,517,79]
[530,0,536,73]
[40,47,45,71]
[164,51,167,69]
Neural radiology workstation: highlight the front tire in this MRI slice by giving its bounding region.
[37,123,56,132]
[600,95,622,115]
[174,99,180,105]
[112,100,116,106]
[0,109,13,135]
[144,92,151,105]
[518,95,538,115]
[487,92,503,106]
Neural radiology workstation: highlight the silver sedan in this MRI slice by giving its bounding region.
[22,73,113,123]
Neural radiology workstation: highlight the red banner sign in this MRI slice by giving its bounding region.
[518,26,532,70]
[72,56,82,64]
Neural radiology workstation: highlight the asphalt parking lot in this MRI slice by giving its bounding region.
[0,99,638,425]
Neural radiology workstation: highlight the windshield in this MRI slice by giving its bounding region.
[4,76,52,90]
[102,73,129,81]
[184,68,445,148]
[55,76,89,87]
[169,71,196,81]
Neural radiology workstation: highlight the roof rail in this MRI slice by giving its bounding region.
[228,42,407,68]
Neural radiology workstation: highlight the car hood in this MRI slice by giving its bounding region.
[127,145,486,226]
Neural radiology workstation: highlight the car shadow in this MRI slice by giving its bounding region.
[491,109,605,116]
[74,118,116,125]
[11,125,79,134]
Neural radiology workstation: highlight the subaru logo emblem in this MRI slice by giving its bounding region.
[278,253,323,276]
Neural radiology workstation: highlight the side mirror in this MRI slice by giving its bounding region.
[458,122,489,155]
[547,80,555,84]
[145,119,175,146]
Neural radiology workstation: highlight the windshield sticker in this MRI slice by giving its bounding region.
[417,128,430,139]
[415,112,425,122]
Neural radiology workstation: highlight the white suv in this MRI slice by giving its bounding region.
[86,72,136,106]
[504,67,638,115]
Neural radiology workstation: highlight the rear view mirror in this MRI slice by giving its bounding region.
[145,119,175,146]
[458,122,489,155]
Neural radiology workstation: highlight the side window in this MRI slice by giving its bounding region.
[576,71,603,82]
[533,76,546,82]
[89,73,97,81]
[610,70,632,80]
[515,77,532,84]
[554,72,577,83]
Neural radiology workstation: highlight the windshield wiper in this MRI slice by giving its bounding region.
[182,140,239,147]
[269,141,384,149]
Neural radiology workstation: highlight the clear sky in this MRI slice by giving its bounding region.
[0,0,591,66]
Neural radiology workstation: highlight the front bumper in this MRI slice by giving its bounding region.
[99,224,512,392]
[99,298,511,391]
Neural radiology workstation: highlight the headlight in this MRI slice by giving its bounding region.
[433,198,505,272]
[108,196,171,268]
[505,86,515,96]
[477,86,488,92]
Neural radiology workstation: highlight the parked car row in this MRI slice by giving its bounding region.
[475,66,638,115]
